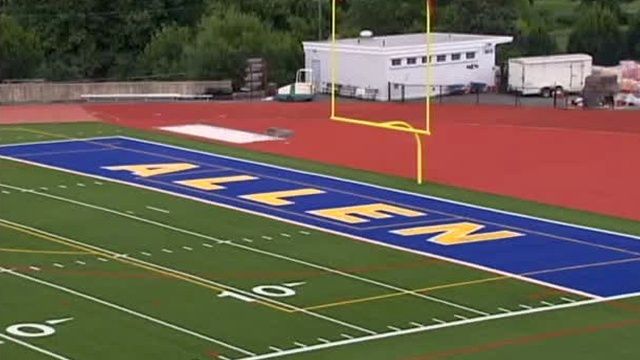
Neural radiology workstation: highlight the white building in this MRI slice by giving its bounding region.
[303,32,513,101]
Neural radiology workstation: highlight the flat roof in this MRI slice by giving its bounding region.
[510,54,593,64]
[305,32,513,48]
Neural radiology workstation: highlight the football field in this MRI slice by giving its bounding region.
[1,122,640,360]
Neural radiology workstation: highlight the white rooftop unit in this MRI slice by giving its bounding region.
[303,32,513,101]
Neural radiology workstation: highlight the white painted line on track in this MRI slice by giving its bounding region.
[0,333,71,360]
[0,268,256,356]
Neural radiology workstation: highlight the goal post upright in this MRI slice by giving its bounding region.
[330,0,433,184]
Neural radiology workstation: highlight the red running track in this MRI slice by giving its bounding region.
[2,101,639,221]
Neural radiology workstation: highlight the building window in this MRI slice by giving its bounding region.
[391,58,402,66]
[407,57,417,65]
[451,53,461,61]
[466,52,476,60]
[421,56,428,64]
[436,55,446,62]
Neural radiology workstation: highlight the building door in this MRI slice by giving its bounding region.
[311,59,322,90]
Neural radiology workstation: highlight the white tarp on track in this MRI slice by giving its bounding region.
[158,124,282,144]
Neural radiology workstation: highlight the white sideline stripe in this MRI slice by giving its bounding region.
[0,154,604,300]
[146,206,170,214]
[0,333,72,360]
[0,218,376,336]
[0,182,490,316]
[116,135,640,241]
[0,268,255,356]
[0,136,117,149]
[239,291,640,360]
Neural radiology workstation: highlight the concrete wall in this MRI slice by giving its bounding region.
[0,81,232,104]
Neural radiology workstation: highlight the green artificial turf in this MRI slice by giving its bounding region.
[0,122,638,360]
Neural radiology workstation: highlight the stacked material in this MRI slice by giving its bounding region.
[583,74,618,108]
[620,61,640,93]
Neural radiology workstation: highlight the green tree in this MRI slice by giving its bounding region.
[628,12,640,59]
[0,14,43,80]
[518,22,558,56]
[341,0,425,36]
[437,0,522,35]
[184,6,299,86]
[567,5,625,65]
[140,24,191,78]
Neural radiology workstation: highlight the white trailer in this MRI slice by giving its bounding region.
[508,54,593,97]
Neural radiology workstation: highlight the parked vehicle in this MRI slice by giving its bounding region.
[508,54,593,97]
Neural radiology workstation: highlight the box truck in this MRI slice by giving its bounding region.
[508,54,593,97]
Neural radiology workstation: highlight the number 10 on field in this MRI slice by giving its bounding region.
[218,282,305,303]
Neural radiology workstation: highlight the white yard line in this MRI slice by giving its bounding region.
[0,268,255,356]
[146,206,170,214]
[238,291,640,360]
[0,218,376,336]
[0,334,72,360]
[0,182,491,316]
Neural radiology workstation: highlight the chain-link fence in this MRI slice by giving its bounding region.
[387,82,585,109]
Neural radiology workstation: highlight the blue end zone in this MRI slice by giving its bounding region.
[1,136,639,298]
